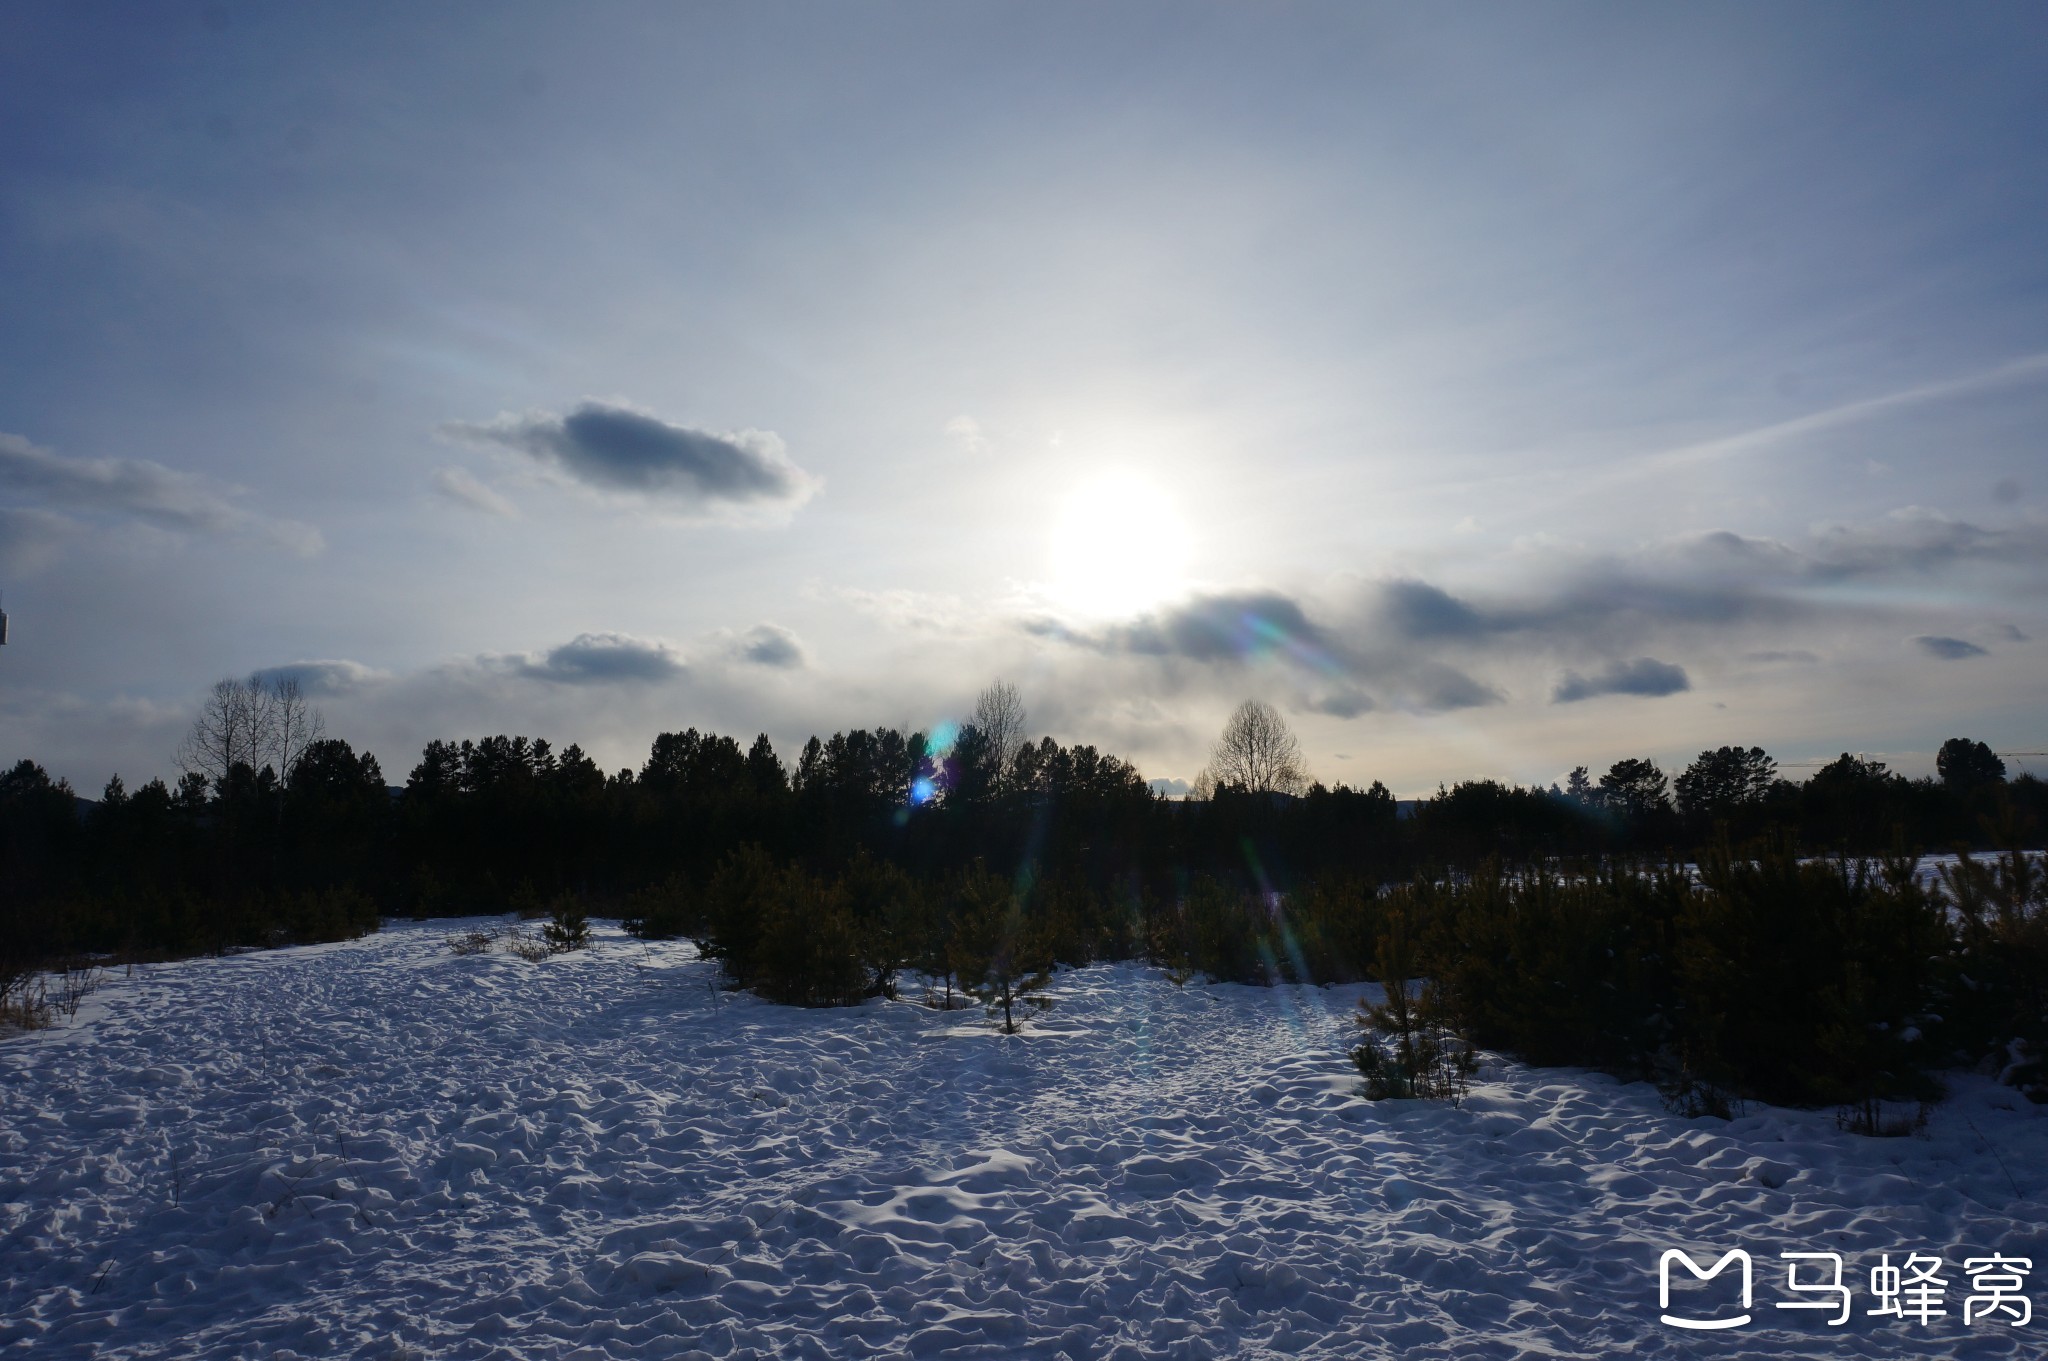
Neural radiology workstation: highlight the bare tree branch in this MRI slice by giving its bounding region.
[971,679,1028,793]
[1199,698,1308,796]
[175,674,326,789]
[175,678,269,787]
[268,677,326,782]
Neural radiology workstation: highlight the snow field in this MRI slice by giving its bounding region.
[2,919,2044,1359]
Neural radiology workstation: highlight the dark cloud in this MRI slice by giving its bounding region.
[441,401,818,515]
[1554,517,2048,639]
[734,623,806,669]
[1018,615,1083,645]
[1912,635,1988,660]
[1102,591,1342,663]
[250,659,391,697]
[1367,564,1798,652]
[0,431,322,553]
[1022,505,2043,722]
[1994,623,2028,642]
[1303,688,1376,719]
[1357,513,2048,660]
[1528,568,1797,632]
[1378,579,1490,639]
[516,632,686,684]
[1036,590,1497,713]
[1552,657,1690,704]
[1680,530,1809,573]
[1414,665,1506,710]
[1804,510,2048,579]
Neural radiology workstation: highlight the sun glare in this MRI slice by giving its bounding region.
[1049,471,1192,618]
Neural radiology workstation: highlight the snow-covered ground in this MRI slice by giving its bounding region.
[3,920,2043,1359]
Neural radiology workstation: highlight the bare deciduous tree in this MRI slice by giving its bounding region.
[177,674,326,789]
[177,678,270,787]
[1198,698,1307,797]
[971,679,1028,792]
[267,676,325,780]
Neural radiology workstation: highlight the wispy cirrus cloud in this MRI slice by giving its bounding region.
[0,506,77,575]
[943,415,993,456]
[1030,589,1503,715]
[249,659,395,697]
[1603,353,2048,489]
[1018,505,2045,721]
[0,431,323,554]
[1804,509,2048,579]
[431,466,519,518]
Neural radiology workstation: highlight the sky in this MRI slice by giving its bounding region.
[2,1,2045,798]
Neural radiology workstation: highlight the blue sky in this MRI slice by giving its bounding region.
[2,2,2044,794]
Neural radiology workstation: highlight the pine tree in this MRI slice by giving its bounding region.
[542,894,592,953]
[1351,913,1473,1102]
[1942,814,2048,1101]
[621,874,693,940]
[947,866,1054,1033]
[697,845,783,987]
[1936,737,2006,791]
[751,871,868,1008]
[837,850,922,999]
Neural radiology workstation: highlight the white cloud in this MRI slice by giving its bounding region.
[944,415,993,456]
[431,466,519,518]
[0,431,322,555]
[250,659,395,697]
[0,506,77,575]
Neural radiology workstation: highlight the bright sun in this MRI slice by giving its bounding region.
[1049,471,1192,618]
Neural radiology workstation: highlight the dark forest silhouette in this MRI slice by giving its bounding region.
[2,687,2043,1111]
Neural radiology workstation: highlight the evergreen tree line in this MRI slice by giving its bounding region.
[0,720,2038,966]
[3,700,2044,1103]
[1403,841,2047,1117]
[1143,836,2046,1113]
[634,849,1109,1033]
